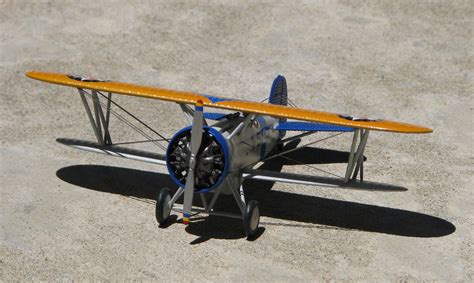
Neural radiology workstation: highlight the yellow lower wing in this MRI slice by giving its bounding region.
[26,71,432,134]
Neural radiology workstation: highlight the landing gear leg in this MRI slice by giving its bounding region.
[229,178,261,240]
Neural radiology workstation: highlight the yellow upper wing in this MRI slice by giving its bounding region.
[26,71,432,134]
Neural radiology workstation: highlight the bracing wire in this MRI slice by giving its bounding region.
[287,98,298,108]
[273,154,344,179]
[83,89,348,181]
[242,132,346,176]
[96,90,169,142]
[260,132,344,163]
[81,90,168,151]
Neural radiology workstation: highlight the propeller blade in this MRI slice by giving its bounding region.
[182,100,204,225]
[191,104,204,156]
[182,170,194,224]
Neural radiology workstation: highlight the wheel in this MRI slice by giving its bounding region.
[243,200,260,239]
[156,187,172,224]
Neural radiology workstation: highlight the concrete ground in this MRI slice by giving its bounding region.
[1,0,472,281]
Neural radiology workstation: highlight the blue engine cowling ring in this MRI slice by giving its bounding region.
[166,126,230,193]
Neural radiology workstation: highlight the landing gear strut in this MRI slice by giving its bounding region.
[154,175,261,240]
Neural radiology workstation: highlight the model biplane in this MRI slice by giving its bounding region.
[26,71,432,239]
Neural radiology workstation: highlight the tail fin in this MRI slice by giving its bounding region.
[269,75,288,107]
[269,75,288,139]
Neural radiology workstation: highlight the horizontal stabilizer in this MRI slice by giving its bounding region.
[56,138,166,165]
[275,121,354,132]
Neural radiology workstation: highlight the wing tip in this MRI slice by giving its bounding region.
[25,70,36,78]
[412,126,433,134]
[25,70,47,81]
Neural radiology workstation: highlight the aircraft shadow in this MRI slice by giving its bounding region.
[269,146,366,165]
[56,164,455,242]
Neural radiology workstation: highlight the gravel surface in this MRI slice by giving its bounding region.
[1,1,472,281]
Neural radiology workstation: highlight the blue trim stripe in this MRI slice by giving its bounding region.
[203,112,227,120]
[256,116,266,132]
[204,94,233,103]
[275,121,354,132]
[195,106,203,111]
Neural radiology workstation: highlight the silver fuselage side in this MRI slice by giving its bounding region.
[212,114,280,173]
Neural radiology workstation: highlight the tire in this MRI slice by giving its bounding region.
[156,187,172,224]
[243,200,260,239]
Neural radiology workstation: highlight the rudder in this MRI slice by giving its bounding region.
[269,75,288,107]
[269,75,288,140]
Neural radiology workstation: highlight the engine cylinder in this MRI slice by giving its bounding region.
[166,126,230,192]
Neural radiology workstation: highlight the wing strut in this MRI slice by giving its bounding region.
[77,88,170,151]
[344,129,370,183]
[78,88,112,146]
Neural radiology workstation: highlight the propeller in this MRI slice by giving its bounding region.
[182,100,204,225]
